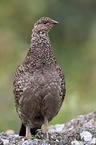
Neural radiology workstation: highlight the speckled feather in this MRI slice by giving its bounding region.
[13,17,66,130]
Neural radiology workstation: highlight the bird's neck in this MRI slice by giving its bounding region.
[24,30,56,68]
[30,29,51,50]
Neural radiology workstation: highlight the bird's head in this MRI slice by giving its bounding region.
[33,17,59,34]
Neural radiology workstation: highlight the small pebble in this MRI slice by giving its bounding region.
[91,138,96,144]
[1,138,9,144]
[71,140,83,145]
[80,131,92,141]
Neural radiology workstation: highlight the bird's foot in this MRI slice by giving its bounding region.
[35,127,49,139]
[36,128,42,133]
[42,126,49,138]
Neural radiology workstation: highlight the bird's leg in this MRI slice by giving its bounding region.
[42,116,49,138]
[43,116,48,130]
[26,126,31,139]
[36,116,48,132]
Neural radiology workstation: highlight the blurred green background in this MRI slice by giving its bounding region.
[0,0,96,133]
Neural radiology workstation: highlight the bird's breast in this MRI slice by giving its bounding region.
[23,66,60,93]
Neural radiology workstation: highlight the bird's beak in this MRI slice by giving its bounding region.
[53,20,59,24]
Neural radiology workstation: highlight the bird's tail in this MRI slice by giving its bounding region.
[19,123,41,136]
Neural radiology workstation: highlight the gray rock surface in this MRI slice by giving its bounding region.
[0,109,96,145]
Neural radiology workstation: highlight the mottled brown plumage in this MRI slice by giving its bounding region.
[13,17,66,138]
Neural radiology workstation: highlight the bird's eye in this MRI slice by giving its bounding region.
[43,21,47,24]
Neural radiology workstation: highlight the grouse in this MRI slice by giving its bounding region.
[13,17,66,138]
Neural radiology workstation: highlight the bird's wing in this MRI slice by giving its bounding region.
[56,64,66,102]
[13,64,25,106]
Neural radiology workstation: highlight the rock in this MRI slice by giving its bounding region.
[0,109,96,145]
[5,130,15,135]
